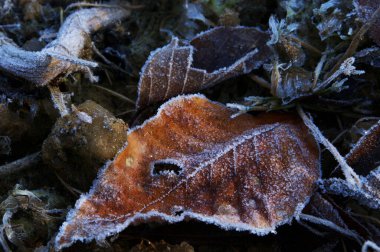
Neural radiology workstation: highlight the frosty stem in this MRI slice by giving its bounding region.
[299,214,362,243]
[0,7,129,86]
[297,105,361,188]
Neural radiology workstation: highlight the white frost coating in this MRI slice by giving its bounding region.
[130,94,222,134]
[150,159,184,176]
[136,38,179,106]
[76,111,93,124]
[57,209,287,250]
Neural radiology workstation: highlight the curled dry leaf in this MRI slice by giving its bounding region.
[55,94,320,249]
[0,7,129,86]
[136,26,271,108]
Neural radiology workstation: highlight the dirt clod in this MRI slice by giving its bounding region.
[42,100,128,190]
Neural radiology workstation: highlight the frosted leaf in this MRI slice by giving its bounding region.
[321,120,380,209]
[346,120,380,175]
[321,167,380,209]
[55,94,320,250]
[0,7,129,86]
[136,26,271,108]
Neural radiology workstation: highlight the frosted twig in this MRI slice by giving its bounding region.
[314,57,364,92]
[299,214,362,243]
[48,85,71,116]
[362,241,380,252]
[297,105,361,188]
[0,225,11,252]
[0,152,41,176]
[65,2,144,12]
[0,7,130,86]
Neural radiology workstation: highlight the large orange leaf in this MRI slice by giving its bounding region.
[55,95,320,249]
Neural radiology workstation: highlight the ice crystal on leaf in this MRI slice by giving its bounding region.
[55,94,320,250]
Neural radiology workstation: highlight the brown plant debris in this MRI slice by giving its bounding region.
[55,94,320,249]
[42,100,129,191]
[0,7,130,86]
[136,26,271,108]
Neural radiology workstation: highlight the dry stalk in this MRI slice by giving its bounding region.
[297,105,362,188]
[0,7,130,86]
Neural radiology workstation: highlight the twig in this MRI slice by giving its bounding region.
[249,74,271,89]
[91,42,129,74]
[286,35,322,55]
[297,105,361,188]
[55,173,83,197]
[0,7,130,86]
[314,57,364,92]
[299,214,362,243]
[0,152,41,176]
[65,2,144,12]
[48,85,70,116]
[93,84,135,105]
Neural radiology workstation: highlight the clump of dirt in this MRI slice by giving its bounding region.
[42,100,128,190]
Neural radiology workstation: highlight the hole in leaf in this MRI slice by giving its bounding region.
[174,210,184,216]
[152,162,182,176]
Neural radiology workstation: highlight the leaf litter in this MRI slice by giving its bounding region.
[0,0,380,251]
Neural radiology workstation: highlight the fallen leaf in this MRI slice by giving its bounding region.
[307,193,348,230]
[55,94,320,249]
[321,167,380,209]
[321,121,380,209]
[136,26,271,108]
[346,120,380,175]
